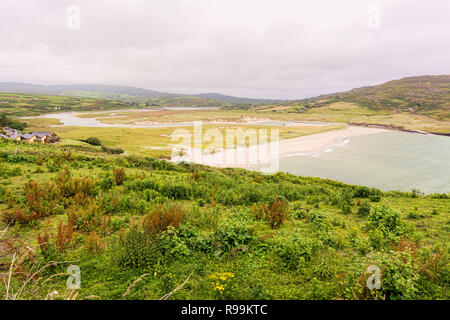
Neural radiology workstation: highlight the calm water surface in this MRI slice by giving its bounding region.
[279,131,450,194]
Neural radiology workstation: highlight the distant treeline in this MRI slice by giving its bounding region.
[0,114,28,131]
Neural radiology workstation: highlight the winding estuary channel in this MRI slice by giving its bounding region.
[31,110,450,194]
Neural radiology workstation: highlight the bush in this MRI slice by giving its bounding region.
[358,200,371,217]
[85,231,105,253]
[7,154,36,164]
[67,202,107,233]
[118,228,159,268]
[369,229,386,249]
[350,236,370,255]
[84,137,102,146]
[354,186,371,198]
[291,203,308,219]
[158,227,191,260]
[143,205,183,235]
[102,145,124,154]
[213,220,254,254]
[0,114,27,130]
[310,211,332,232]
[340,202,352,215]
[369,205,403,240]
[99,174,115,190]
[379,250,419,299]
[275,236,312,270]
[113,168,126,186]
[258,196,289,229]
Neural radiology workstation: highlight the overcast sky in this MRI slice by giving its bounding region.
[1,0,449,99]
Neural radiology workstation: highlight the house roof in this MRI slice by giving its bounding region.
[1,128,57,141]
[21,133,36,139]
[32,132,53,137]
[2,127,18,136]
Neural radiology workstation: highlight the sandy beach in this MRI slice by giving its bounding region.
[278,125,386,156]
[171,125,387,169]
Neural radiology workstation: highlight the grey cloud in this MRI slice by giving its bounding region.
[0,0,449,99]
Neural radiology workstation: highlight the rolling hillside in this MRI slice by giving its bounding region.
[310,75,450,121]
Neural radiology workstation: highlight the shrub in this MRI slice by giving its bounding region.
[275,236,312,270]
[85,231,105,253]
[143,205,183,235]
[340,202,352,215]
[407,210,421,219]
[251,203,265,220]
[159,181,192,200]
[2,207,40,225]
[37,226,57,259]
[354,186,371,198]
[213,220,254,254]
[6,154,36,164]
[54,220,74,252]
[292,204,308,219]
[158,226,191,260]
[68,202,107,233]
[143,189,167,205]
[310,211,332,232]
[24,181,42,216]
[113,168,126,186]
[84,137,101,146]
[369,229,386,249]
[0,165,21,177]
[0,114,27,130]
[368,205,403,240]
[358,200,372,217]
[379,250,419,300]
[118,227,159,268]
[259,196,289,229]
[99,174,115,190]
[350,236,370,255]
[102,145,124,154]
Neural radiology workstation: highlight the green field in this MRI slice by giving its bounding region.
[263,102,450,134]
[0,92,136,117]
[0,139,448,300]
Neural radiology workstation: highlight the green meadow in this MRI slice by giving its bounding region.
[0,139,448,300]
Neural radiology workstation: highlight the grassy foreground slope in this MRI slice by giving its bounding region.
[0,139,448,300]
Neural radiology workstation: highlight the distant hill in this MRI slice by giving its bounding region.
[308,75,450,120]
[0,82,278,105]
[0,83,179,99]
[195,92,279,104]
